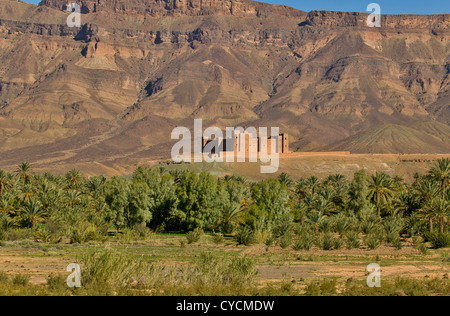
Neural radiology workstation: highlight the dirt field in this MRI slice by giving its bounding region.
[0,235,448,286]
[155,153,450,182]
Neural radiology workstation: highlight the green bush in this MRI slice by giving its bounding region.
[426,232,450,249]
[185,228,203,244]
[304,278,337,296]
[360,219,382,235]
[264,235,276,247]
[133,223,153,240]
[34,228,54,243]
[415,241,429,255]
[320,233,335,251]
[364,234,382,250]
[333,215,354,235]
[279,233,293,249]
[12,274,30,286]
[346,232,361,249]
[293,232,315,251]
[392,238,403,250]
[70,229,84,244]
[333,237,344,250]
[46,273,67,290]
[5,229,33,241]
[83,226,98,243]
[0,271,10,284]
[212,233,225,244]
[234,226,255,246]
[80,249,259,295]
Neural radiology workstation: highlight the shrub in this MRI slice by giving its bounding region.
[253,229,271,244]
[0,271,10,284]
[5,229,33,241]
[234,226,255,246]
[304,281,321,296]
[117,228,136,242]
[383,215,405,236]
[212,233,225,244]
[364,234,382,250]
[321,233,335,251]
[333,215,354,235]
[134,223,153,240]
[279,233,293,249]
[12,274,30,286]
[333,237,344,250]
[264,235,276,247]
[359,216,382,235]
[293,232,315,251]
[426,232,450,249]
[84,227,98,243]
[185,228,203,244]
[392,238,403,250]
[320,278,338,295]
[70,229,84,244]
[303,277,338,296]
[46,273,67,290]
[385,232,400,244]
[34,228,54,243]
[414,240,428,255]
[318,218,333,233]
[346,232,361,249]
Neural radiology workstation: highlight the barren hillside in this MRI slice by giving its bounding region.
[0,0,449,174]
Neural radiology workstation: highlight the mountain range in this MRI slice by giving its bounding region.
[0,0,449,174]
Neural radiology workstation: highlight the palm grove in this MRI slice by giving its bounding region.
[0,159,449,250]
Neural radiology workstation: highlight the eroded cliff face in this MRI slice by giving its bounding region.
[0,0,449,173]
[306,10,450,29]
[41,0,304,17]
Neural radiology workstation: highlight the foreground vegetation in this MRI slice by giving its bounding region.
[0,238,448,296]
[0,158,449,295]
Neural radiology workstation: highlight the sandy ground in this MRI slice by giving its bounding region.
[0,240,448,285]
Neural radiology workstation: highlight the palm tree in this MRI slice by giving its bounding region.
[307,176,320,197]
[85,176,106,193]
[63,190,83,207]
[295,178,309,200]
[394,191,419,216]
[21,199,46,228]
[429,158,450,199]
[0,170,12,198]
[278,172,294,189]
[0,193,14,215]
[325,174,346,186]
[420,198,450,233]
[19,184,34,204]
[16,162,32,185]
[306,210,326,234]
[368,172,396,217]
[216,201,246,234]
[330,182,350,211]
[65,169,84,189]
[415,178,440,204]
[308,195,335,216]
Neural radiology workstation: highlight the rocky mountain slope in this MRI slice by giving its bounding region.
[0,0,449,174]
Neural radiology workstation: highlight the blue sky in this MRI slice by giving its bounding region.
[22,0,450,15]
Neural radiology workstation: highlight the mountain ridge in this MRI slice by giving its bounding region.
[0,0,449,174]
